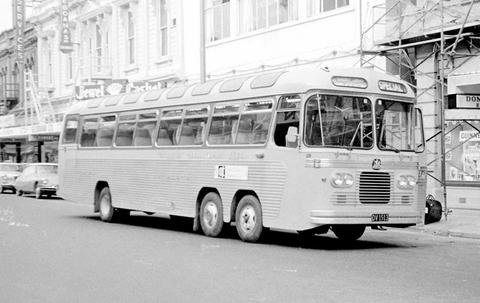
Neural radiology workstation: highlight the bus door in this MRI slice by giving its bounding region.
[58,115,80,193]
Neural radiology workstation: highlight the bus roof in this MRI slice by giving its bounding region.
[67,67,415,116]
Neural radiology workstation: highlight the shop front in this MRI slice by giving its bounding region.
[445,70,480,209]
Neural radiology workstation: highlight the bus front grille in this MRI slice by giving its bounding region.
[359,171,391,203]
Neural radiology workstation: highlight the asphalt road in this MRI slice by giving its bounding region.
[1,193,479,303]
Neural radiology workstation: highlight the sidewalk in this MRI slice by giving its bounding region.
[409,208,480,240]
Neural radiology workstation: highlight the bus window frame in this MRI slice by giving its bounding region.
[155,107,186,148]
[114,109,159,149]
[205,97,275,147]
[61,114,80,145]
[179,105,210,147]
[302,92,375,151]
[79,115,104,149]
[273,94,302,149]
[206,101,242,147]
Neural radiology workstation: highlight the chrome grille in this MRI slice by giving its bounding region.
[359,171,391,203]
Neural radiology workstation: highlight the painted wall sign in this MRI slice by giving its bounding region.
[457,95,480,109]
[13,0,25,64]
[59,0,73,53]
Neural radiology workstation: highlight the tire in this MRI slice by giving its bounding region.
[35,184,42,199]
[199,192,224,237]
[235,195,263,242]
[98,187,118,222]
[331,225,365,241]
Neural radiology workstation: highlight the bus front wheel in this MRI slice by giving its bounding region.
[331,225,365,241]
[235,195,263,242]
[199,192,224,237]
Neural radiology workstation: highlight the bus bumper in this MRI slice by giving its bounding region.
[310,210,420,225]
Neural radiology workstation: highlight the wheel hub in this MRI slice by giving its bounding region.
[203,201,218,228]
[240,206,255,232]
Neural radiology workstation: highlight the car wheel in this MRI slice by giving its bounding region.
[235,195,263,243]
[35,184,42,199]
[199,192,224,237]
[331,225,365,241]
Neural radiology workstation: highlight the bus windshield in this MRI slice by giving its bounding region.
[304,94,373,149]
[376,100,414,152]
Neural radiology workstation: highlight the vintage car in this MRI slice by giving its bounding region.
[0,163,23,194]
[14,163,58,199]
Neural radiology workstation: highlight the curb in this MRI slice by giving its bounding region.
[398,226,480,240]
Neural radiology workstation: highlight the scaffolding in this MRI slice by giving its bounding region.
[359,0,480,219]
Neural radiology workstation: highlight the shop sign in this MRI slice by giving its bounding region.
[75,79,128,100]
[459,131,480,142]
[0,114,16,128]
[13,0,26,64]
[75,79,167,100]
[457,95,480,109]
[59,0,73,54]
[28,135,60,142]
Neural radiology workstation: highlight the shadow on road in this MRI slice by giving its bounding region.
[71,213,405,251]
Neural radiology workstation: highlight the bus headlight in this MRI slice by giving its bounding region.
[330,172,354,188]
[397,175,416,189]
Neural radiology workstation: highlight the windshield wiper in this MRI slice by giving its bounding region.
[381,143,400,153]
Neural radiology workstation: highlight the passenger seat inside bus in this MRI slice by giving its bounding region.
[236,120,253,144]
[157,128,173,145]
[96,128,114,147]
[179,125,195,145]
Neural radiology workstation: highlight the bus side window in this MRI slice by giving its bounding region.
[179,107,209,146]
[134,112,157,146]
[96,115,116,147]
[157,109,183,146]
[116,122,135,146]
[80,117,100,147]
[208,103,240,145]
[274,95,300,147]
[63,115,79,144]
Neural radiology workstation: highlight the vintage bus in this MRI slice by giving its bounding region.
[58,67,426,242]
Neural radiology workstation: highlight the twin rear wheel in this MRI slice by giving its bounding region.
[199,193,263,242]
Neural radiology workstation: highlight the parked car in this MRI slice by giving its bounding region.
[14,163,58,199]
[0,163,23,194]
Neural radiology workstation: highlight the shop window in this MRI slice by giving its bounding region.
[445,121,480,182]
[63,116,79,144]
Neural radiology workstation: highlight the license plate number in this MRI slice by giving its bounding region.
[371,214,389,222]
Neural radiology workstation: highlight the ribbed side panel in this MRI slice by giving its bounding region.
[62,158,286,219]
[358,171,392,204]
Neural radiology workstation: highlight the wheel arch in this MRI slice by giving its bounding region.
[94,181,109,212]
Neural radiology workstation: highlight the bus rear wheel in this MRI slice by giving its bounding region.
[235,195,263,243]
[331,225,365,241]
[98,187,129,222]
[199,192,224,237]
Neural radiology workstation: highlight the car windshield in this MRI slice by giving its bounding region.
[0,164,21,172]
[37,165,58,174]
[304,94,373,149]
[376,100,414,151]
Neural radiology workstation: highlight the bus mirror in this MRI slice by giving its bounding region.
[286,126,299,147]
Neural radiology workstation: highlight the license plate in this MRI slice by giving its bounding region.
[371,214,389,222]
